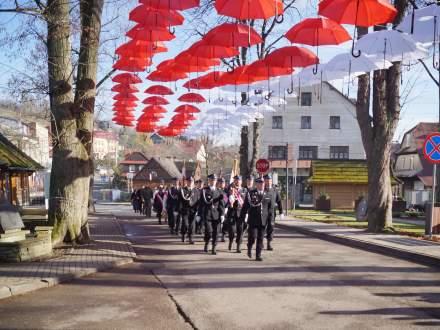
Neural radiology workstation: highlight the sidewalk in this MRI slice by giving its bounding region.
[0,212,136,300]
[278,217,440,268]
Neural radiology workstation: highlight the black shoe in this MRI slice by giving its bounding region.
[221,235,225,243]
[181,235,185,242]
[236,244,241,253]
[204,244,208,252]
[256,256,263,261]
[211,248,217,255]
[228,241,233,251]
[189,240,195,245]
[247,249,252,259]
[267,243,273,251]
[170,229,174,234]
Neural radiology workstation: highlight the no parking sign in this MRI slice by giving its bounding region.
[423,133,440,164]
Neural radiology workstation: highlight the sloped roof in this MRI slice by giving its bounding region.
[120,151,149,165]
[397,122,439,155]
[174,160,198,176]
[0,132,43,171]
[133,157,182,181]
[308,160,399,185]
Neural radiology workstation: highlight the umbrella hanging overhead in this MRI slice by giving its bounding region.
[203,23,263,48]
[215,0,283,20]
[139,0,200,11]
[145,85,174,95]
[186,40,240,59]
[265,46,319,68]
[285,17,351,46]
[143,96,169,105]
[318,0,397,57]
[111,84,139,93]
[141,105,168,114]
[147,70,188,82]
[355,30,429,63]
[129,5,185,27]
[183,71,227,90]
[113,93,139,101]
[397,14,438,46]
[174,104,201,113]
[116,40,167,58]
[112,73,142,84]
[178,93,207,103]
[113,57,151,72]
[126,25,176,42]
[325,53,393,73]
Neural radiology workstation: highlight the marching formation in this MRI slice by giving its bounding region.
[132,174,283,261]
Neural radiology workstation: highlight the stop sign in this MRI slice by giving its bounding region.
[256,159,270,174]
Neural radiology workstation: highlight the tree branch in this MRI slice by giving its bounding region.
[96,68,116,89]
[419,59,439,86]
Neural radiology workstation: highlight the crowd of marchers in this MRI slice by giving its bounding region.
[131,174,284,261]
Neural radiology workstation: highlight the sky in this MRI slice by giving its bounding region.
[0,0,439,145]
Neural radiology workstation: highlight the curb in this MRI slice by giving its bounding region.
[276,223,440,269]
[0,257,134,301]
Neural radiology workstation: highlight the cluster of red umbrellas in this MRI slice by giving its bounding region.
[110,0,200,129]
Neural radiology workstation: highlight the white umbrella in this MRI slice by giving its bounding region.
[398,13,438,46]
[257,104,276,112]
[206,107,231,115]
[355,30,429,63]
[326,53,393,74]
[212,96,235,105]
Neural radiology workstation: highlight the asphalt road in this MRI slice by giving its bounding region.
[1,204,440,330]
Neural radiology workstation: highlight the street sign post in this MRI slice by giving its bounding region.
[256,159,270,174]
[423,133,440,237]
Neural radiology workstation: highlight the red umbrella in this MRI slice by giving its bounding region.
[113,100,137,107]
[215,0,283,20]
[174,104,201,114]
[142,105,168,114]
[114,120,134,127]
[318,0,397,56]
[113,58,151,72]
[217,65,255,85]
[143,96,169,105]
[129,5,184,27]
[112,73,142,84]
[147,70,188,82]
[139,0,200,11]
[157,57,213,74]
[265,46,319,68]
[157,127,183,137]
[126,25,176,42]
[139,112,165,120]
[145,85,174,95]
[203,23,263,47]
[113,93,139,101]
[186,40,240,59]
[175,52,221,67]
[178,93,207,103]
[285,18,351,46]
[172,113,197,121]
[115,40,167,58]
[183,71,227,90]
[111,84,139,93]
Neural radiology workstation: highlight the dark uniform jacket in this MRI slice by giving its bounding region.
[178,187,193,216]
[153,191,166,212]
[240,189,273,227]
[166,187,180,212]
[266,187,283,221]
[141,187,153,202]
[198,187,225,222]
[190,188,202,214]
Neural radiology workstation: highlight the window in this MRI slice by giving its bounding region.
[272,116,283,129]
[330,116,341,129]
[301,92,312,106]
[330,146,349,160]
[299,146,318,160]
[268,146,287,160]
[129,165,135,173]
[301,116,312,129]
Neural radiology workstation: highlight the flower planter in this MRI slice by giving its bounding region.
[315,199,330,211]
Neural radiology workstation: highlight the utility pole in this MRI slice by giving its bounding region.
[285,142,289,215]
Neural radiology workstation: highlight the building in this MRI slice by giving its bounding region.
[119,152,149,178]
[0,132,44,206]
[258,83,366,204]
[92,130,120,162]
[394,122,438,208]
[133,157,183,189]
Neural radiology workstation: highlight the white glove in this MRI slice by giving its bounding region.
[195,215,201,223]
[245,214,248,223]
[173,212,179,218]
[224,208,228,215]
[220,215,225,223]
[279,213,285,220]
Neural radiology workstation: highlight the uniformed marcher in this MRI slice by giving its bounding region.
[226,175,247,252]
[217,178,228,243]
[193,179,204,234]
[165,178,180,235]
[179,176,196,244]
[153,185,166,224]
[198,174,225,255]
[240,178,272,261]
[264,174,284,251]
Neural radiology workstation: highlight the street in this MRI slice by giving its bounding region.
[1,204,440,329]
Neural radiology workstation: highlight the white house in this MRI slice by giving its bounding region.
[255,82,366,203]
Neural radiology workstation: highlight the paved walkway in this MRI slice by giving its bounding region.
[279,217,440,267]
[0,210,136,300]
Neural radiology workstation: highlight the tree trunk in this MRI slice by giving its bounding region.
[47,0,89,245]
[355,0,407,232]
[239,125,249,177]
[74,0,104,239]
[248,121,260,176]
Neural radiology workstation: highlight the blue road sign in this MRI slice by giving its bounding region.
[423,133,440,164]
